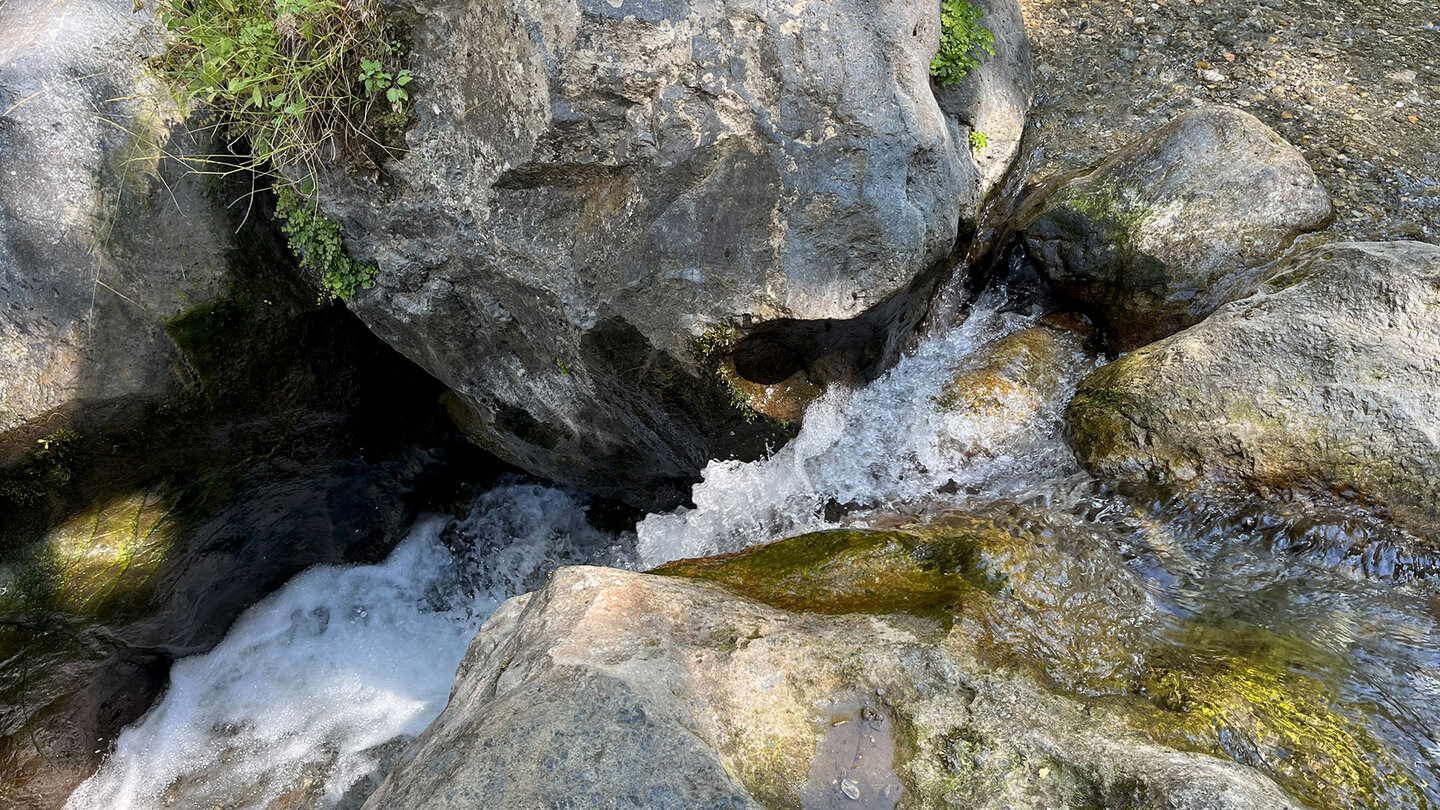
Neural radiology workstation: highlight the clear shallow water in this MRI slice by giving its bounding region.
[64,290,1440,809]
[64,481,633,810]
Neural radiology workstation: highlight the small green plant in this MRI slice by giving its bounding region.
[156,0,413,177]
[273,184,376,300]
[359,59,414,106]
[0,430,87,510]
[930,0,995,87]
[969,129,988,152]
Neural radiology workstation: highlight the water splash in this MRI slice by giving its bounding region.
[636,290,1097,567]
[64,480,632,810]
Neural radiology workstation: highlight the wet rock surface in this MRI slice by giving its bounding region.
[362,547,1313,810]
[0,204,500,809]
[313,0,1035,509]
[1018,0,1440,244]
[1019,105,1332,349]
[1067,240,1440,542]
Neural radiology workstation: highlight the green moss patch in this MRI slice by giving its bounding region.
[1124,621,1428,810]
[656,528,997,621]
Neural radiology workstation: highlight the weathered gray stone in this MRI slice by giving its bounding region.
[0,0,237,456]
[1067,240,1440,539]
[1020,104,1333,350]
[314,0,1034,508]
[364,558,1305,810]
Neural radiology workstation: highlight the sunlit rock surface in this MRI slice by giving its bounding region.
[362,551,1313,810]
[1020,105,1333,350]
[313,0,1034,508]
[0,0,237,453]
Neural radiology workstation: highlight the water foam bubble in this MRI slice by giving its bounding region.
[636,293,1096,567]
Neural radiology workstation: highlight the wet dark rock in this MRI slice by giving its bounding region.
[310,0,1034,509]
[1068,240,1440,541]
[1019,105,1333,350]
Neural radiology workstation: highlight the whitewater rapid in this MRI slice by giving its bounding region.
[636,290,1096,566]
[66,293,1099,809]
[65,481,633,810]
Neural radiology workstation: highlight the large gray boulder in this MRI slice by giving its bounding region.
[1067,241,1440,540]
[1020,105,1333,350]
[363,558,1308,810]
[316,0,1034,508]
[0,0,237,457]
[363,495,1357,810]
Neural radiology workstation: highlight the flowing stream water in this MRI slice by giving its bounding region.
[63,289,1440,809]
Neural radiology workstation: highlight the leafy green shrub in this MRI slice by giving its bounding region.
[273,184,377,300]
[969,129,988,152]
[930,0,995,87]
[156,0,412,177]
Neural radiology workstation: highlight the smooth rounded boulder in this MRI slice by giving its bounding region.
[1067,241,1440,540]
[1020,105,1333,350]
[311,0,1035,508]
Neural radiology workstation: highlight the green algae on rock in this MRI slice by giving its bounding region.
[659,503,1156,696]
[1124,620,1429,810]
[362,565,1305,810]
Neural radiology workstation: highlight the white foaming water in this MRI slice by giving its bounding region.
[636,292,1096,567]
[65,480,632,810]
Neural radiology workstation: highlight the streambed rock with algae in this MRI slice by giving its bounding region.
[357,501,1430,810]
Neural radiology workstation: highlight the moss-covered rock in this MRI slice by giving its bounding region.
[0,488,178,619]
[1066,240,1440,541]
[364,564,1305,810]
[1020,105,1333,350]
[1124,621,1428,810]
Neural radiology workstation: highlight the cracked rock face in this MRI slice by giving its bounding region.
[1067,240,1440,540]
[318,0,1033,508]
[1020,105,1333,351]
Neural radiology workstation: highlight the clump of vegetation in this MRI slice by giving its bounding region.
[274,184,377,300]
[692,322,765,424]
[969,130,988,152]
[0,431,87,513]
[930,0,995,87]
[156,0,413,177]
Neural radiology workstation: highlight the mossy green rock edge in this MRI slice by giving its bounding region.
[659,522,1426,810]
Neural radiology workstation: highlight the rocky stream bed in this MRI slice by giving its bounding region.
[1,0,1437,807]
